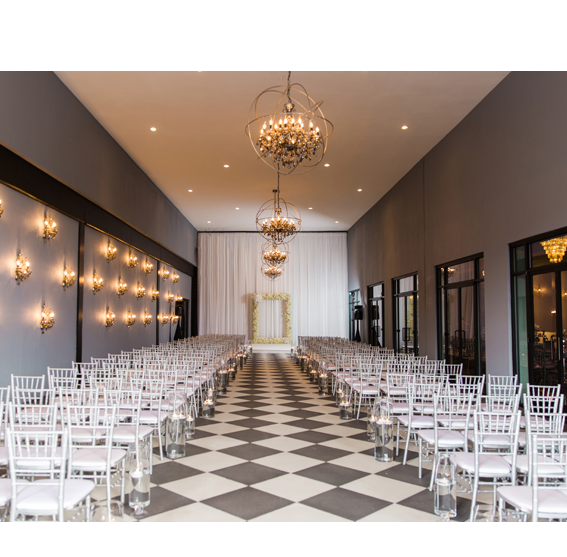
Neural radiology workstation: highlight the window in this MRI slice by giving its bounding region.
[437,255,485,376]
[511,229,567,391]
[367,283,384,347]
[393,274,418,355]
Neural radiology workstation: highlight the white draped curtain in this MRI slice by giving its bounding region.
[198,232,348,343]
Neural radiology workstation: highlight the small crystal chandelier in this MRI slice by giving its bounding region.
[541,236,567,264]
[126,309,136,327]
[127,250,138,269]
[159,313,170,325]
[150,287,159,301]
[246,72,333,175]
[105,306,116,328]
[142,309,152,327]
[166,291,174,304]
[172,271,179,284]
[135,281,145,299]
[161,268,170,281]
[144,258,153,274]
[256,175,301,244]
[117,276,128,297]
[92,270,103,294]
[261,241,289,268]
[262,264,283,281]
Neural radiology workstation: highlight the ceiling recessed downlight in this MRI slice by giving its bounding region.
[188,189,193,192]
[308,207,313,210]
[150,127,157,132]
[224,164,229,168]
[401,125,408,130]
[236,207,239,210]
[324,163,330,167]
[358,189,362,192]
[207,221,211,223]
[335,221,339,224]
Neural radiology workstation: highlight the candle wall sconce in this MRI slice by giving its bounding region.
[92,270,103,294]
[106,239,117,262]
[40,302,55,333]
[15,253,32,284]
[62,266,76,290]
[135,282,145,299]
[117,277,128,297]
[150,287,159,301]
[159,314,170,325]
[128,250,138,269]
[170,314,180,325]
[43,216,57,242]
[175,294,183,302]
[126,309,136,327]
[142,310,152,327]
[0,198,3,217]
[161,268,170,281]
[172,272,179,283]
[105,306,116,328]
[144,259,153,275]
[166,291,174,304]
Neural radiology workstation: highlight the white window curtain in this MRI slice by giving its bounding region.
[198,232,348,343]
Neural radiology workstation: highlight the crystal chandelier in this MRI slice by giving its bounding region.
[262,264,283,281]
[256,175,301,244]
[261,241,289,268]
[541,236,567,264]
[246,72,333,175]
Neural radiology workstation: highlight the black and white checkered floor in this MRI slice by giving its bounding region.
[99,353,486,522]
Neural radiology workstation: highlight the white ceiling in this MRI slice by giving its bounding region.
[55,71,509,232]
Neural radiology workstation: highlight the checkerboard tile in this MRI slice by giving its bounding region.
[99,352,452,521]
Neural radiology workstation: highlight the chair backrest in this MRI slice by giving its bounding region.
[12,386,55,406]
[433,393,473,440]
[47,368,78,390]
[438,363,463,376]
[8,402,58,431]
[11,375,45,392]
[523,394,564,415]
[527,384,561,398]
[487,375,517,395]
[473,410,521,458]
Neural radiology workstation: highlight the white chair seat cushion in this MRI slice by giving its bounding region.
[438,416,468,429]
[418,429,466,447]
[467,431,512,447]
[0,446,7,465]
[0,479,12,506]
[112,425,154,442]
[451,453,511,476]
[15,479,94,513]
[504,454,565,476]
[71,448,126,470]
[397,415,435,428]
[392,403,410,413]
[140,410,167,423]
[357,386,381,395]
[498,486,567,515]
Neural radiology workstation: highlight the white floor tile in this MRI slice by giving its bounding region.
[341,474,426,503]
[176,451,247,472]
[190,436,247,451]
[251,502,351,522]
[320,436,373,453]
[256,413,301,424]
[255,423,308,436]
[330,453,398,474]
[254,473,334,502]
[254,452,321,473]
[142,503,245,522]
[197,423,248,435]
[359,504,442,522]
[162,472,246,501]
[253,436,314,453]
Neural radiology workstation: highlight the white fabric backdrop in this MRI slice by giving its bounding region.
[198,232,348,343]
[258,299,284,339]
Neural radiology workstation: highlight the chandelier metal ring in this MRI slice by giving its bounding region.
[261,240,289,268]
[261,263,284,281]
[245,74,334,175]
[256,188,301,244]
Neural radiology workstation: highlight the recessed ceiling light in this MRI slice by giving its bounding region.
[224,164,230,168]
[150,127,157,132]
[308,207,313,210]
[335,221,339,224]
[357,189,362,192]
[236,207,239,210]
[207,221,211,224]
[188,189,193,192]
[324,163,330,167]
[401,125,408,130]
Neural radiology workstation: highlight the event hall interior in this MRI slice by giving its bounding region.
[1,71,566,523]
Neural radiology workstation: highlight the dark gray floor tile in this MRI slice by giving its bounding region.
[232,409,273,418]
[202,487,293,521]
[121,486,195,518]
[219,443,280,461]
[229,418,276,429]
[375,462,432,487]
[301,487,391,521]
[150,461,203,485]
[295,463,367,486]
[224,429,279,443]
[212,462,287,485]
[279,402,316,409]
[287,431,340,444]
[233,401,271,409]
[291,444,351,462]
[284,418,331,430]
[280,409,321,419]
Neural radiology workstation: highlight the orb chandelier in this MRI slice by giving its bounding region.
[261,241,289,268]
[262,264,283,281]
[541,236,567,264]
[256,174,301,244]
[246,72,333,175]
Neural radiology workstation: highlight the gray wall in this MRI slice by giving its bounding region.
[347,71,567,377]
[0,182,78,385]
[0,71,197,266]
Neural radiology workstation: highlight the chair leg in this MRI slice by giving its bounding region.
[470,474,479,522]
[418,437,422,478]
[428,451,437,491]
[403,426,411,465]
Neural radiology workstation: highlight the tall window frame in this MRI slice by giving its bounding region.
[349,289,361,342]
[367,282,384,347]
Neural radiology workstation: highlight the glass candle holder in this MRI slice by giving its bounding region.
[339,394,353,420]
[433,454,457,520]
[374,399,394,462]
[217,370,229,395]
[128,441,151,517]
[336,386,344,407]
[185,405,196,441]
[367,408,378,441]
[202,396,215,418]
[318,372,329,397]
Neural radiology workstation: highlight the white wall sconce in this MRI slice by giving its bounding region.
[105,306,116,328]
[93,270,104,294]
[15,253,32,284]
[126,309,136,327]
[40,302,55,333]
[117,276,128,297]
[43,216,57,242]
[128,250,138,270]
[106,239,117,262]
[62,266,76,290]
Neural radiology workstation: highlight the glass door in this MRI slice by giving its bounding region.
[349,290,360,341]
[368,283,384,347]
[438,256,485,376]
[393,275,418,355]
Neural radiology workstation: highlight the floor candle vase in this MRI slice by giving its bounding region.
[217,371,229,395]
[318,372,329,396]
[367,411,378,441]
[185,406,196,440]
[374,397,394,462]
[202,396,215,418]
[339,395,353,420]
[434,454,457,520]
[166,415,186,459]
[335,386,344,407]
[128,441,151,517]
